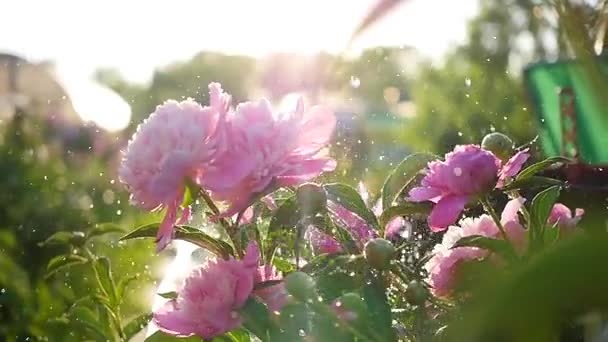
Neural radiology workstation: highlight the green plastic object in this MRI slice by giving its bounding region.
[524,58,608,164]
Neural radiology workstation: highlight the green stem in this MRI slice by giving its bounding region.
[480,197,517,259]
[198,189,242,253]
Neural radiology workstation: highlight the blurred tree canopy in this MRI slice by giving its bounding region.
[404,0,568,153]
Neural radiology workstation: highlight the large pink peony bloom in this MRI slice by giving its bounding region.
[548,203,584,232]
[205,97,336,217]
[119,83,230,251]
[253,265,289,312]
[409,145,500,231]
[154,242,259,338]
[424,198,525,297]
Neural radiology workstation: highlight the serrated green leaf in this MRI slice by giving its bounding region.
[86,223,125,240]
[121,224,234,259]
[123,313,153,340]
[452,235,514,260]
[515,156,572,181]
[324,183,379,228]
[381,153,437,210]
[157,291,178,299]
[45,254,88,279]
[378,202,432,228]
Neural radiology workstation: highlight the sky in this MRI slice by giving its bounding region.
[1,0,478,84]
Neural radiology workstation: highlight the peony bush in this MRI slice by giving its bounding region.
[55,82,594,341]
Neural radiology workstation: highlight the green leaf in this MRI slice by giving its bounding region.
[266,195,300,259]
[501,176,563,191]
[278,303,310,341]
[362,276,395,341]
[452,235,514,260]
[253,280,282,291]
[324,183,379,228]
[240,297,275,341]
[157,291,178,299]
[181,179,200,208]
[529,185,561,247]
[39,231,86,247]
[272,257,295,273]
[381,152,437,210]
[515,156,572,181]
[94,257,118,304]
[120,223,234,259]
[45,254,88,279]
[86,223,125,240]
[69,305,109,341]
[145,330,200,341]
[224,329,251,342]
[378,203,432,228]
[116,275,137,300]
[123,313,153,340]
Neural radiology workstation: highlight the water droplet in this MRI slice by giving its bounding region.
[457,131,463,137]
[298,329,306,337]
[350,76,361,89]
[116,210,122,216]
[464,77,471,87]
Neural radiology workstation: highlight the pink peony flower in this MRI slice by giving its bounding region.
[305,226,343,254]
[254,265,289,312]
[496,149,530,188]
[548,203,584,232]
[409,145,500,231]
[424,198,525,297]
[154,242,259,338]
[119,83,230,251]
[205,97,336,218]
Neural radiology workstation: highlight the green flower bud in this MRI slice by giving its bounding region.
[364,238,396,270]
[481,132,514,161]
[285,272,317,301]
[405,280,428,305]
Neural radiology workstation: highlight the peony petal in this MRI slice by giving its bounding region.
[294,105,336,155]
[154,301,197,337]
[428,195,469,231]
[501,197,525,225]
[497,149,530,188]
[242,242,261,268]
[156,201,179,252]
[408,186,442,203]
[275,158,336,187]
